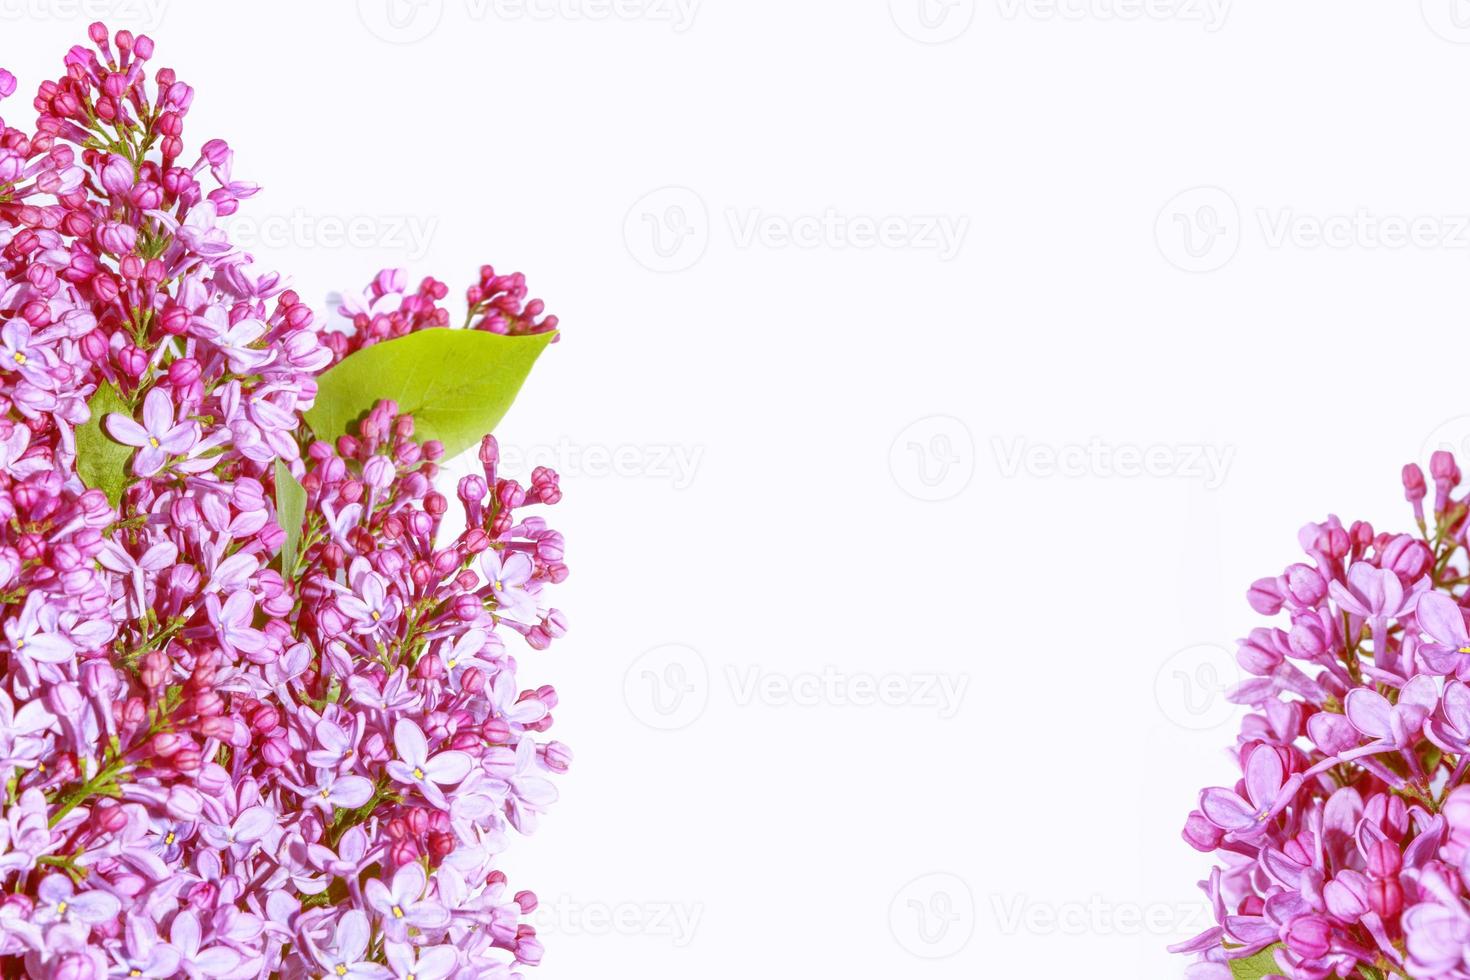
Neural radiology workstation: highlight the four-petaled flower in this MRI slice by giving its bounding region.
[365,862,450,941]
[105,388,201,478]
[308,909,390,980]
[1198,744,1288,836]
[385,719,473,810]
[34,874,120,927]
[385,941,458,980]
[198,804,273,857]
[481,550,538,622]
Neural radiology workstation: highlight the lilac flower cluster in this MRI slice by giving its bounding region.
[1171,453,1470,978]
[0,26,567,979]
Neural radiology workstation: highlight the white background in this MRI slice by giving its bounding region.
[9,0,1470,976]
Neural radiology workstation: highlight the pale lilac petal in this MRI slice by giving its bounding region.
[22,634,74,664]
[393,719,427,768]
[416,947,457,980]
[386,760,417,785]
[364,878,393,914]
[132,446,167,477]
[336,909,370,962]
[1346,689,1393,740]
[1200,788,1255,831]
[1447,681,1470,729]
[67,889,120,923]
[392,862,426,904]
[406,902,449,930]
[231,806,273,843]
[157,421,197,454]
[330,776,373,809]
[1243,746,1284,809]
[501,552,534,586]
[1420,592,1470,646]
[424,751,472,785]
[141,387,173,434]
[1400,674,1441,713]
[104,413,149,447]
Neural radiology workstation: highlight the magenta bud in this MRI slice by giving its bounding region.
[482,717,510,743]
[171,748,202,772]
[461,667,487,695]
[167,357,201,386]
[543,741,573,774]
[1404,463,1428,501]
[1284,914,1332,960]
[1432,450,1460,483]
[1367,878,1403,919]
[95,803,128,833]
[261,736,291,768]
[151,732,184,757]
[117,344,147,379]
[389,839,420,867]
[1366,841,1402,879]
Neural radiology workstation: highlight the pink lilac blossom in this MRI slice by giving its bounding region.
[1171,450,1470,978]
[0,25,568,979]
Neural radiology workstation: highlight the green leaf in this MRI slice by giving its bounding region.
[304,328,555,458]
[75,381,133,508]
[1229,944,1284,979]
[274,460,306,575]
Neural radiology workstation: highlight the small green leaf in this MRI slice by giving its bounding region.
[274,460,306,574]
[1229,944,1284,979]
[303,328,555,459]
[75,381,133,508]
